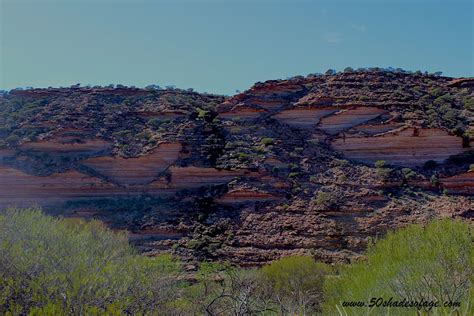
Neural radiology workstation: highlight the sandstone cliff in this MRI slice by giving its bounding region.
[1,69,472,265]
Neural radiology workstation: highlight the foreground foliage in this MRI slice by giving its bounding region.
[324,218,474,315]
[0,208,182,315]
[1,208,473,315]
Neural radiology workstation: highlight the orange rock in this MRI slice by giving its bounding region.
[274,107,338,128]
[317,106,387,134]
[82,143,181,185]
[332,128,466,166]
[20,137,111,154]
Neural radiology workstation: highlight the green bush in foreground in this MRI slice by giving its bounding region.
[0,208,182,315]
[1,208,473,315]
[323,219,474,315]
[0,208,330,315]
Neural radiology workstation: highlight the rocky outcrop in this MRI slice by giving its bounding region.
[332,128,466,166]
[447,78,474,88]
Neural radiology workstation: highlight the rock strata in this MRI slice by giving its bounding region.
[1,70,472,266]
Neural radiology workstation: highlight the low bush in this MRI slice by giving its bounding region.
[260,137,274,146]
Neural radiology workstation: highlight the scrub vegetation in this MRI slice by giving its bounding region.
[1,208,472,315]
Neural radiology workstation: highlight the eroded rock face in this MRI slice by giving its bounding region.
[169,166,259,188]
[317,106,388,135]
[218,107,266,119]
[332,128,466,166]
[82,143,182,185]
[0,167,122,207]
[273,107,338,128]
[1,71,472,266]
[20,137,111,155]
[350,122,402,135]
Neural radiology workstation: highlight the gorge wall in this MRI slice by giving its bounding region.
[0,70,472,265]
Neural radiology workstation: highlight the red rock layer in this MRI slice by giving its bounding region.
[82,143,182,185]
[317,106,388,135]
[218,107,266,119]
[20,137,111,154]
[216,190,283,204]
[169,166,259,188]
[332,128,466,166]
[273,107,338,128]
[350,122,402,135]
[0,167,123,207]
[441,172,474,195]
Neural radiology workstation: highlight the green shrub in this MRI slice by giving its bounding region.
[401,167,417,180]
[314,191,331,205]
[288,163,298,171]
[181,262,272,315]
[374,160,386,168]
[196,108,208,119]
[148,117,164,128]
[323,219,474,315]
[237,152,250,160]
[313,191,340,210]
[0,208,182,315]
[463,96,474,111]
[261,137,274,146]
[430,174,440,186]
[374,160,392,179]
[260,256,330,314]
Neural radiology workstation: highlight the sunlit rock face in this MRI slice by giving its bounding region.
[273,107,339,128]
[331,128,466,167]
[82,143,182,185]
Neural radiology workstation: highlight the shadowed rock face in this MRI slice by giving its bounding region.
[20,137,111,154]
[0,70,472,266]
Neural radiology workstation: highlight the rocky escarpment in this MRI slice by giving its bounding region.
[0,69,473,266]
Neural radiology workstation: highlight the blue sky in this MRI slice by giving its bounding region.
[1,0,473,95]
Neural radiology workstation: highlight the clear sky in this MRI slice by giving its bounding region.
[1,0,473,95]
